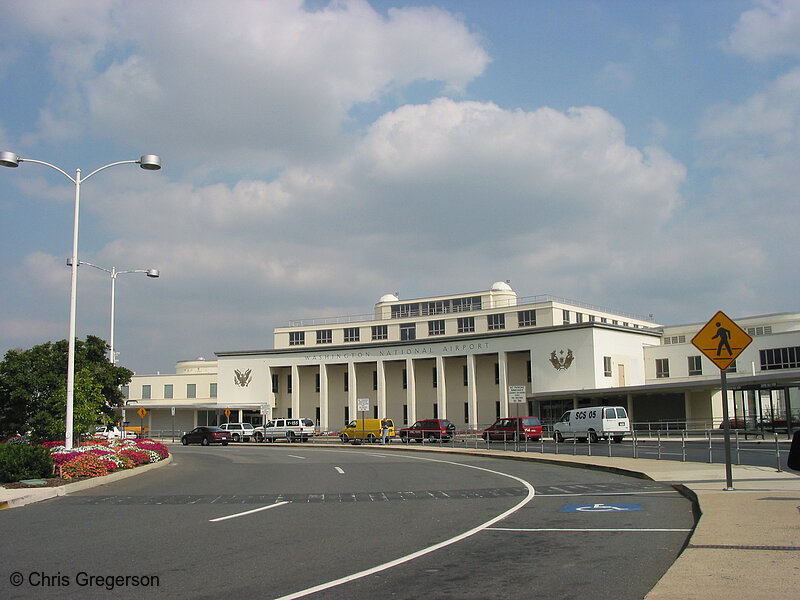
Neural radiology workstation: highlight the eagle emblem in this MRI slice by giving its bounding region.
[234,368,252,387]
[549,349,574,371]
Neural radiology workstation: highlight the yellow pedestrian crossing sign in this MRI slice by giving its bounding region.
[137,407,148,419]
[691,310,752,371]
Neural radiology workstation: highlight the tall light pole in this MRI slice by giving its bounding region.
[0,151,161,449]
[69,260,160,365]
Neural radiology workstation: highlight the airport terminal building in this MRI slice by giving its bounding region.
[123,283,800,435]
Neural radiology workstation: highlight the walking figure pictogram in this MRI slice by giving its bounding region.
[712,322,732,356]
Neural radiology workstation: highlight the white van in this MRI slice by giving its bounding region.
[552,406,630,443]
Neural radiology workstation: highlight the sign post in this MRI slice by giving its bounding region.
[357,398,369,444]
[691,310,753,490]
[509,385,526,450]
[137,407,148,439]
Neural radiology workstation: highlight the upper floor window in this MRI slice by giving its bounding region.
[664,335,686,345]
[518,309,536,327]
[391,303,420,318]
[428,320,445,336]
[400,323,416,341]
[760,346,799,370]
[187,383,197,398]
[372,325,388,341]
[141,384,151,400]
[688,356,702,376]
[289,331,305,346]
[452,296,481,312]
[488,313,505,331]
[316,329,332,344]
[210,383,217,398]
[655,358,669,379]
[603,356,612,377]
[164,384,173,399]
[344,327,360,343]
[563,310,570,325]
[458,317,475,333]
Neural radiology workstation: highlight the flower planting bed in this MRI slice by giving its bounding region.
[46,438,169,480]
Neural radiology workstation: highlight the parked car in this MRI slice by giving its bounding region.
[339,418,396,443]
[399,419,456,443]
[553,406,629,443]
[219,422,255,442]
[254,418,315,442]
[90,425,137,440]
[180,426,231,446]
[483,417,543,441]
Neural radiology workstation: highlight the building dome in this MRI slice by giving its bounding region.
[491,281,513,292]
[378,293,399,303]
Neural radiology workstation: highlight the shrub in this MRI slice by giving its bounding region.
[118,449,150,466]
[0,443,54,483]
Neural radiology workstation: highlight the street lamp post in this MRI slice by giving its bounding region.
[70,261,160,365]
[0,151,161,449]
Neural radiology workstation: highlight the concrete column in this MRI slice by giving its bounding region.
[319,363,329,432]
[436,355,447,419]
[498,351,509,418]
[291,364,300,418]
[347,362,357,423]
[377,360,386,418]
[406,357,416,425]
[265,365,273,409]
[467,354,478,430]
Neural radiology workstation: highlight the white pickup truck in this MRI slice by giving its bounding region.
[253,418,315,443]
[90,425,137,440]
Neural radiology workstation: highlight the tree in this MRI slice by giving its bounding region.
[0,336,133,440]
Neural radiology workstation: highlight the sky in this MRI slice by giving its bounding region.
[1,0,799,375]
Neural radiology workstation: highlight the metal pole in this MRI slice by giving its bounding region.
[721,371,735,489]
[775,433,782,472]
[109,268,117,364]
[65,170,81,450]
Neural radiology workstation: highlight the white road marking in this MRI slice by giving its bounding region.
[536,490,676,497]
[274,453,536,600]
[287,455,306,459]
[487,527,693,532]
[209,501,290,522]
[334,467,345,474]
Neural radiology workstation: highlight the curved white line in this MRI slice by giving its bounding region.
[274,453,536,600]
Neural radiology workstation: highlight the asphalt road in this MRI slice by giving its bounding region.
[1,445,695,599]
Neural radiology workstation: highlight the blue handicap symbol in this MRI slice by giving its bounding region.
[561,503,642,513]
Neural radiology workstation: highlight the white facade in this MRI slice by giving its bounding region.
[125,284,800,435]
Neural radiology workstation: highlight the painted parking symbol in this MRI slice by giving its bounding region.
[561,503,642,513]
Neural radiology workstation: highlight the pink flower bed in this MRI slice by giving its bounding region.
[47,438,169,479]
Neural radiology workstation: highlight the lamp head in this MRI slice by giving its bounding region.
[0,151,21,168]
[146,269,160,278]
[138,155,161,170]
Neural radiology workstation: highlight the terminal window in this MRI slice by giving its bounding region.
[289,331,305,346]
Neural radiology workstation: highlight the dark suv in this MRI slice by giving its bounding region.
[483,417,543,441]
[399,419,456,443]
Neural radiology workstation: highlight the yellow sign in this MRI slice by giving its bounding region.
[224,408,231,418]
[691,311,753,371]
[137,407,148,419]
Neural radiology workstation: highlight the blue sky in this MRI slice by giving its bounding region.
[1,0,798,374]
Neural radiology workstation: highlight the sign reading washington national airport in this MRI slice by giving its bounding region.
[691,310,753,372]
[302,342,492,362]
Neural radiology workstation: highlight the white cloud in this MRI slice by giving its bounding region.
[727,0,800,60]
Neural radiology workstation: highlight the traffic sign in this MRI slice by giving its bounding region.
[224,408,231,418]
[691,310,752,371]
[137,407,148,419]
[357,397,370,412]
[508,385,527,404]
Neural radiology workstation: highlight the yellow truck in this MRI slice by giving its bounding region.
[339,418,395,443]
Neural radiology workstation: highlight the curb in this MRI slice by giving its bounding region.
[0,454,173,509]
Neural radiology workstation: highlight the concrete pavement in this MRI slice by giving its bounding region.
[1,446,798,599]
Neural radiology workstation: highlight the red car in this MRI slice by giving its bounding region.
[483,417,543,441]
[180,426,231,446]
[399,419,456,443]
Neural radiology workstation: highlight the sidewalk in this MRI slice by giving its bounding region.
[1,447,797,599]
